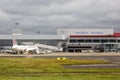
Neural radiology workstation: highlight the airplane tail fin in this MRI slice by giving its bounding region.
[12,37,17,46]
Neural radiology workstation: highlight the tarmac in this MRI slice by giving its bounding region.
[63,63,120,69]
[0,52,120,56]
[0,52,120,62]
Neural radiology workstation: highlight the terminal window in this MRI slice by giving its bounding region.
[77,39,84,43]
[93,39,100,43]
[101,39,108,43]
[118,40,120,43]
[109,39,116,42]
[84,39,92,43]
[69,39,76,43]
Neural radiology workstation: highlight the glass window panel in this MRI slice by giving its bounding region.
[101,39,108,43]
[85,39,92,43]
[77,39,84,43]
[93,39,100,43]
[109,39,116,42]
[118,40,120,43]
[69,39,76,43]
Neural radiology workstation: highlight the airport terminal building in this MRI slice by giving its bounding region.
[0,28,120,53]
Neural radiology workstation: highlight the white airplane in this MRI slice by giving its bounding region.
[12,38,40,54]
[12,37,62,54]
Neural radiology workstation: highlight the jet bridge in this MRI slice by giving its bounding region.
[35,44,63,52]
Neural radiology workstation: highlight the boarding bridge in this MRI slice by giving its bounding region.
[35,44,63,52]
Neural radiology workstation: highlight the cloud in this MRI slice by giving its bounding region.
[0,0,120,33]
[0,9,10,21]
[0,9,12,33]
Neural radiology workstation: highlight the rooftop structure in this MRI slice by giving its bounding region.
[0,34,66,40]
[57,29,114,36]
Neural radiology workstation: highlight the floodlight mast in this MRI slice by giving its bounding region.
[15,22,19,25]
[14,22,19,28]
[12,22,22,36]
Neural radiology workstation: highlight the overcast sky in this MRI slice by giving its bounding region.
[0,0,120,34]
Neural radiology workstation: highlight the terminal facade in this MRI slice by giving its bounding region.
[58,29,120,52]
[0,28,120,53]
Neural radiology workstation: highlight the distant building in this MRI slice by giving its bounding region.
[59,29,120,52]
[0,28,120,52]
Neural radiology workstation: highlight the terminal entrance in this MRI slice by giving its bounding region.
[104,44,118,52]
[67,46,92,52]
[68,49,82,52]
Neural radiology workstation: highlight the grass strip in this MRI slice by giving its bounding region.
[0,74,120,80]
[0,58,114,74]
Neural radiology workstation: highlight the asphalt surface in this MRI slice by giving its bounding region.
[0,52,120,62]
[63,63,120,69]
